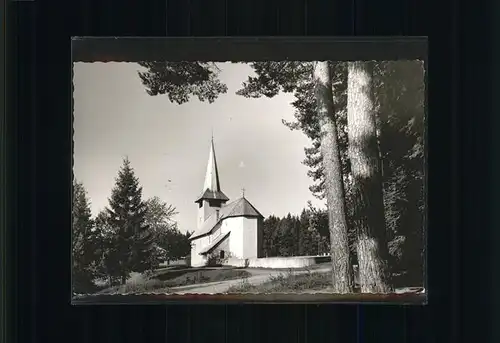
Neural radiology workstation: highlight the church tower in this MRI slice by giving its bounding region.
[195,137,229,229]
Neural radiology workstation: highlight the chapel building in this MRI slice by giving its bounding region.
[189,137,264,267]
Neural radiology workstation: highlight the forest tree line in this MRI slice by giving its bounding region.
[262,204,330,258]
[72,158,190,294]
[138,59,425,293]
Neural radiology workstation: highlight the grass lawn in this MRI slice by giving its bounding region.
[246,262,331,273]
[226,269,423,294]
[227,270,336,293]
[99,268,251,294]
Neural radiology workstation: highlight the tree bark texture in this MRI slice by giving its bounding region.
[313,61,354,294]
[347,61,392,293]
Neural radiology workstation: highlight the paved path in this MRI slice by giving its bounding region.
[168,267,331,294]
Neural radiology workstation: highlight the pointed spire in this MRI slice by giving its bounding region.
[195,134,229,204]
[203,137,221,192]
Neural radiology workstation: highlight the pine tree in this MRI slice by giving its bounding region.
[94,210,120,286]
[271,213,296,257]
[291,215,302,256]
[375,61,425,286]
[263,215,280,257]
[300,209,323,256]
[138,62,228,104]
[238,61,354,293]
[262,218,272,257]
[285,61,424,284]
[273,217,287,257]
[298,209,311,256]
[105,158,156,284]
[347,61,392,293]
[72,180,101,293]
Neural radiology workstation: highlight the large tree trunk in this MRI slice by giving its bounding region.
[347,61,392,293]
[313,61,354,293]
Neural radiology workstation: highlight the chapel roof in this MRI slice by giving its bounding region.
[189,197,263,240]
[199,232,230,255]
[195,189,229,203]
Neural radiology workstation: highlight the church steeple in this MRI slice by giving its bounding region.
[203,136,221,192]
[195,136,229,204]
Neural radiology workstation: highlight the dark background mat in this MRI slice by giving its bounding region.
[3,0,495,342]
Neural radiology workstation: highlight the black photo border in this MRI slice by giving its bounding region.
[3,2,38,343]
[71,36,430,305]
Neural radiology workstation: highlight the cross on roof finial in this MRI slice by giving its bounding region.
[241,187,246,198]
[211,127,214,141]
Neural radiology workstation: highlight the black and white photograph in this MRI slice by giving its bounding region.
[72,39,426,302]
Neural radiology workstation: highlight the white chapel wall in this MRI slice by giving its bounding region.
[242,217,259,258]
[224,217,244,258]
[197,200,218,229]
[190,235,210,267]
[220,219,231,236]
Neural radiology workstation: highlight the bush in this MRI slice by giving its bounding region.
[206,251,231,266]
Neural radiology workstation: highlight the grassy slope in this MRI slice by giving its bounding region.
[227,270,336,293]
[100,268,251,294]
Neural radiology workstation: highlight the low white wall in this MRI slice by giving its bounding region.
[224,255,331,269]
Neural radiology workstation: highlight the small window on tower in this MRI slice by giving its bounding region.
[220,250,225,259]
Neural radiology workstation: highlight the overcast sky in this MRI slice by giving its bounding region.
[73,62,325,233]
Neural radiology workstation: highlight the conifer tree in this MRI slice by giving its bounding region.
[299,209,317,256]
[94,210,120,286]
[72,180,101,293]
[263,215,280,257]
[105,158,156,284]
[347,61,392,293]
[274,217,288,257]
